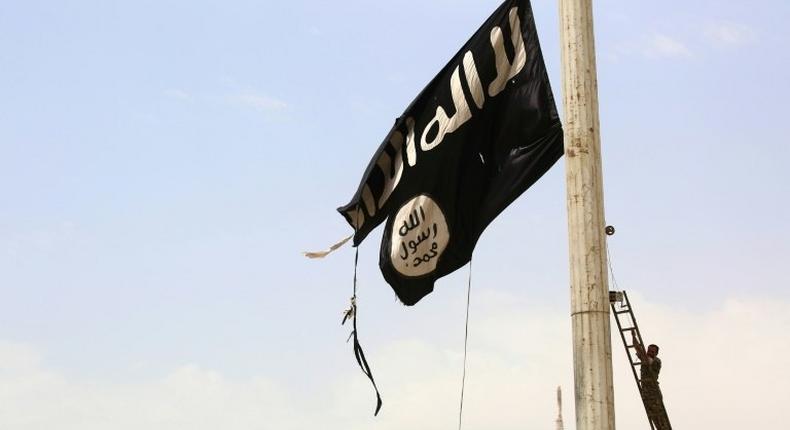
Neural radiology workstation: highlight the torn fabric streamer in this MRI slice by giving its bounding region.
[303,235,353,259]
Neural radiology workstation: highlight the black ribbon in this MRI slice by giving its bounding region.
[342,245,383,415]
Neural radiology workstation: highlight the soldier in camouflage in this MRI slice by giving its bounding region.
[633,333,671,430]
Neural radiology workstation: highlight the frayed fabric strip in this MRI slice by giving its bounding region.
[303,235,353,259]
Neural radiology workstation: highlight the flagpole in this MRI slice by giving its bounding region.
[558,0,616,429]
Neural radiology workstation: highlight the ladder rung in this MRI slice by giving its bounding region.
[620,327,636,332]
[614,309,631,314]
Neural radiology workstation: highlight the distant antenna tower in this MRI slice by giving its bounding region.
[555,386,564,430]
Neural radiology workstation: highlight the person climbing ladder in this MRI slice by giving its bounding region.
[632,333,671,430]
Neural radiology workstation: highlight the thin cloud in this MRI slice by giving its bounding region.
[705,21,755,48]
[609,32,693,62]
[164,88,192,101]
[233,93,289,112]
[0,294,787,429]
[645,33,693,59]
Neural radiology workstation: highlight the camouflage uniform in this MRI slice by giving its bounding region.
[640,356,670,429]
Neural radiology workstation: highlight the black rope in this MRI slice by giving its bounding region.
[605,239,620,291]
[458,258,473,430]
[342,243,382,416]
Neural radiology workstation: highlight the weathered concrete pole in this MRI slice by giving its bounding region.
[558,0,616,429]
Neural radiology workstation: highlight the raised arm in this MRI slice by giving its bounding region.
[632,332,648,362]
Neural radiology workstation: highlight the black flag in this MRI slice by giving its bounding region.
[338,0,563,305]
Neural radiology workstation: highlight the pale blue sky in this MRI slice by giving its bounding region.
[1,1,789,428]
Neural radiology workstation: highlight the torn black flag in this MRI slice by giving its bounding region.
[338,0,563,305]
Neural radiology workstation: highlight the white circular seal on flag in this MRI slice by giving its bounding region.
[389,195,450,277]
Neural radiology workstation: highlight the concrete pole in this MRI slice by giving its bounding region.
[558,0,616,429]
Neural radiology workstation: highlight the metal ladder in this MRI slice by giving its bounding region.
[609,290,672,430]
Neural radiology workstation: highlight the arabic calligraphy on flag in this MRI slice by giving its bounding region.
[338,0,564,305]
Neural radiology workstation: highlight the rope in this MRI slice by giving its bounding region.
[605,239,620,291]
[457,258,473,430]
